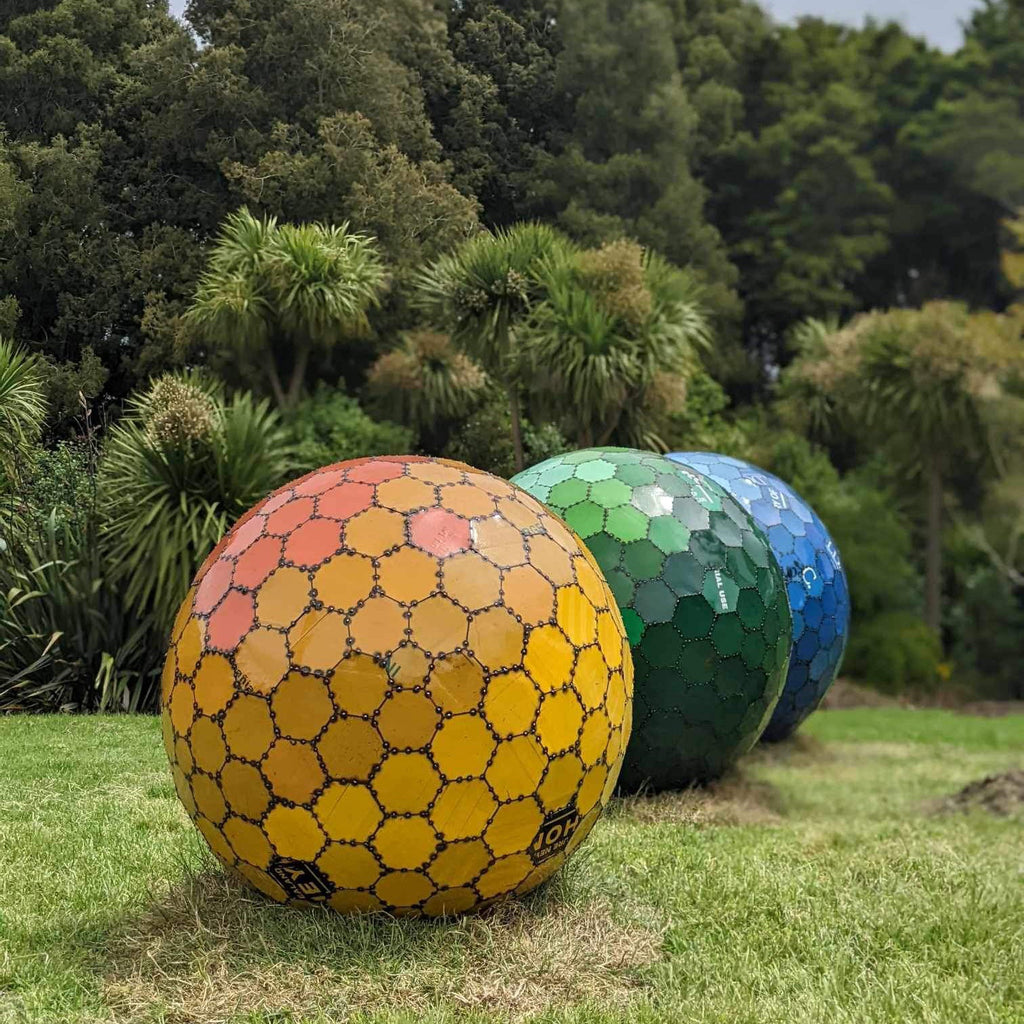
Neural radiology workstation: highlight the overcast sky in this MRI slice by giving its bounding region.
[762,0,980,51]
[167,0,982,53]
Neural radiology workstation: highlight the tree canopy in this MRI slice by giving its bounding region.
[4,0,1024,704]
[1,0,1019,390]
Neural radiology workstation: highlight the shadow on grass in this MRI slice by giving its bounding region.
[608,734,834,828]
[609,771,786,828]
[748,731,834,769]
[97,852,662,1023]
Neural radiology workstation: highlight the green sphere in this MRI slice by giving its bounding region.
[513,448,791,790]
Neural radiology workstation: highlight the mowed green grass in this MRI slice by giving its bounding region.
[1,709,1022,1024]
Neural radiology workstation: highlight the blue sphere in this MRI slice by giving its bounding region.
[665,452,850,741]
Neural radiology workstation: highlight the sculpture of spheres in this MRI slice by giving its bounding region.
[513,447,790,790]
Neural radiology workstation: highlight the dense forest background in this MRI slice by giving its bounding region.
[2,0,1024,710]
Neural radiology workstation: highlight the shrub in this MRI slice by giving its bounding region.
[844,612,943,694]
[288,386,414,473]
[444,399,570,478]
[0,511,162,713]
[36,347,108,438]
[948,564,1024,700]
[15,440,94,538]
[661,370,753,457]
[0,336,46,488]
[824,470,923,624]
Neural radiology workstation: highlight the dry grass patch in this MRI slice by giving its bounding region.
[820,678,901,709]
[100,869,662,1023]
[611,770,786,827]
[610,734,834,828]
[747,732,832,768]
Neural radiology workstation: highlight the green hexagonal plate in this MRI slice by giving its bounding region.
[590,478,632,509]
[634,581,677,624]
[663,550,705,597]
[576,459,616,482]
[548,477,591,508]
[564,500,605,538]
[606,505,650,543]
[649,516,690,554]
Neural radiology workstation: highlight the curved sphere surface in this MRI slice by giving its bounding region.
[666,452,850,741]
[512,448,790,790]
[162,456,633,916]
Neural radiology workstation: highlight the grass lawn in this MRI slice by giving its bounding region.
[1,708,1022,1024]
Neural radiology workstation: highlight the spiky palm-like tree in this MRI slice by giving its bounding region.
[416,223,569,471]
[100,372,291,629]
[0,337,46,489]
[366,329,487,434]
[523,240,711,450]
[781,302,1023,635]
[185,209,386,410]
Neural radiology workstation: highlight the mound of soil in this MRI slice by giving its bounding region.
[937,771,1024,817]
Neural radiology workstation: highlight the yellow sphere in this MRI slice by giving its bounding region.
[162,456,633,916]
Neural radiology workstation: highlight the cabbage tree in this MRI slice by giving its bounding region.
[416,223,568,472]
[781,303,1024,635]
[185,209,386,410]
[523,240,711,450]
[366,329,487,434]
